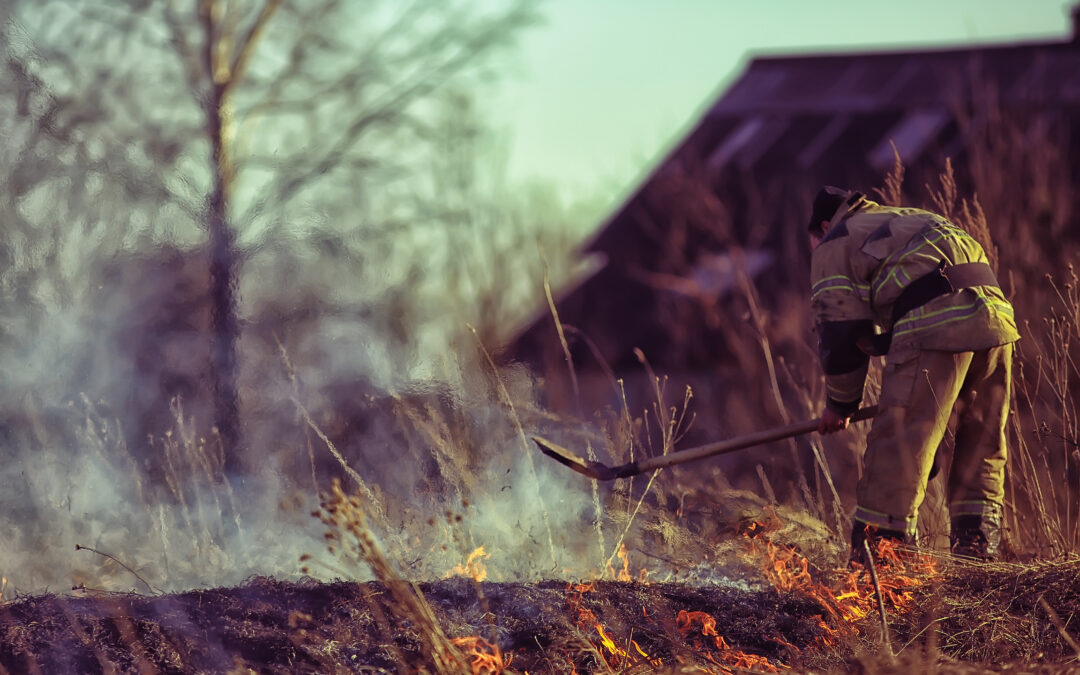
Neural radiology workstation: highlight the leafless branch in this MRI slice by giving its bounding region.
[165,4,206,101]
[243,1,536,221]
[223,0,281,97]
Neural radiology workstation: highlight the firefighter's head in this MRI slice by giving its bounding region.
[806,186,849,238]
[807,186,866,249]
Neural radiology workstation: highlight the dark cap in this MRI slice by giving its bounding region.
[807,186,848,236]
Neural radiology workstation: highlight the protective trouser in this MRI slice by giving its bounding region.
[853,343,1013,539]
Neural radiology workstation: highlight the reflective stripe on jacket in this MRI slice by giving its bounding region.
[810,197,1020,414]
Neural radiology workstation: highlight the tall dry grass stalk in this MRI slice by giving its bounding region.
[468,322,560,569]
[539,244,697,578]
[600,349,694,575]
[1007,266,1080,556]
[315,478,469,674]
[540,243,605,569]
[157,398,239,542]
[874,142,905,207]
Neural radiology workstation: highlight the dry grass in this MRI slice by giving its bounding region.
[894,556,1080,665]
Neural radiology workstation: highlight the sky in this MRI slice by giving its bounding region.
[489,0,1076,203]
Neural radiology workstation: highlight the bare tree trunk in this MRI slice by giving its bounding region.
[206,123,242,476]
[199,0,253,479]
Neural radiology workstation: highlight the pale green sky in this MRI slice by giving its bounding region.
[490,0,1075,200]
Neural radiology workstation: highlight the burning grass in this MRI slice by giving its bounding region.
[0,575,828,673]
[5,487,1078,674]
[3,547,1079,673]
[4,400,1077,675]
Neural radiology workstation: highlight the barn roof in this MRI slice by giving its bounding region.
[584,31,1080,257]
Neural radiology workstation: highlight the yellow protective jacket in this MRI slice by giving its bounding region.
[810,194,1019,415]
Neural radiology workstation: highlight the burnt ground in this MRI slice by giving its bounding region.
[0,576,823,674]
[1,559,1080,674]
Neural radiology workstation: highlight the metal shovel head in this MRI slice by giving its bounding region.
[531,436,615,480]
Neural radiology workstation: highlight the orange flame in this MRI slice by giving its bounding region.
[592,623,657,668]
[676,609,786,673]
[606,544,631,581]
[742,516,940,646]
[448,545,490,582]
[605,543,650,583]
[451,635,510,675]
[565,581,660,669]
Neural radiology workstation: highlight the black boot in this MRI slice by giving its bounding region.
[850,522,912,566]
[950,514,1001,561]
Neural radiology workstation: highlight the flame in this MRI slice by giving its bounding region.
[605,543,649,582]
[552,513,941,673]
[565,581,660,669]
[676,609,724,646]
[592,623,657,668]
[447,545,490,582]
[676,609,786,673]
[450,635,510,675]
[742,515,940,646]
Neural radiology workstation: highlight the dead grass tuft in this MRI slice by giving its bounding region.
[894,557,1080,664]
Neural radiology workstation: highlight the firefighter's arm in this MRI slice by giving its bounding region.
[811,239,876,426]
[818,319,873,418]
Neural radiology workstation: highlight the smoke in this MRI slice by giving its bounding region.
[0,225,840,599]
[0,231,618,596]
[295,367,616,585]
[0,296,317,594]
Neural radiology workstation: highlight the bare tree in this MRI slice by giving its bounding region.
[2,0,539,476]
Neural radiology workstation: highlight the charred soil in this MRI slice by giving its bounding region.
[0,576,824,673]
[2,559,1080,673]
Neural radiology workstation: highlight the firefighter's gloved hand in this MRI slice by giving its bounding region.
[818,408,850,434]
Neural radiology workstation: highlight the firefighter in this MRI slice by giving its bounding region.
[807,186,1019,562]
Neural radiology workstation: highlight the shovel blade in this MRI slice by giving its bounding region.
[532,436,611,480]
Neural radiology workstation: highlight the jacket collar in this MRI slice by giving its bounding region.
[826,191,870,230]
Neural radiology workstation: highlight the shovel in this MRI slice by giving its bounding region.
[533,405,878,481]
